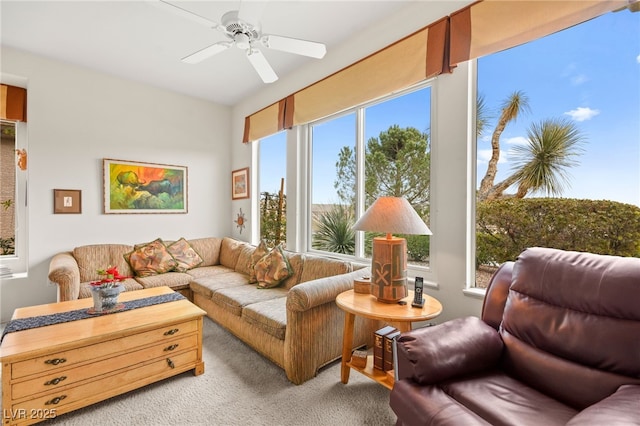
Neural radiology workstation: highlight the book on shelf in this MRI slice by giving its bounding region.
[384,330,401,371]
[374,325,396,370]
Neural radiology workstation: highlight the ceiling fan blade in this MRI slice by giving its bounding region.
[262,34,326,59]
[246,49,278,83]
[182,42,231,64]
[237,0,268,27]
[149,0,219,28]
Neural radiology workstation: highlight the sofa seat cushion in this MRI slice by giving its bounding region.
[212,285,288,316]
[242,298,287,340]
[135,272,192,289]
[78,278,143,299]
[186,265,235,279]
[189,271,249,299]
[440,371,578,426]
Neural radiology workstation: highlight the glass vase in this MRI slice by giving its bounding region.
[91,284,124,313]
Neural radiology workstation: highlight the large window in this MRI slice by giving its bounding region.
[473,9,640,287]
[0,120,27,276]
[309,85,432,269]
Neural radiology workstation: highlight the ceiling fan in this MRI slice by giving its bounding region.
[152,0,327,83]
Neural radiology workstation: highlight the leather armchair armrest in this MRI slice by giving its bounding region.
[566,385,640,426]
[395,316,503,385]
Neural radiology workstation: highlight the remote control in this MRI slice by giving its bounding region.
[412,277,424,308]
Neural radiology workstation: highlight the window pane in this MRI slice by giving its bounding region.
[364,87,431,267]
[311,113,357,255]
[474,10,640,288]
[259,131,286,247]
[1,121,16,256]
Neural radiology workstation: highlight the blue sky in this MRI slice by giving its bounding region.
[261,9,639,207]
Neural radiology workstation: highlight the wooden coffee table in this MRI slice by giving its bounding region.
[336,289,442,389]
[0,286,205,425]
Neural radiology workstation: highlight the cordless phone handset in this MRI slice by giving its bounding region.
[412,277,424,308]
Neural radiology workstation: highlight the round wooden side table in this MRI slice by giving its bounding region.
[336,289,442,389]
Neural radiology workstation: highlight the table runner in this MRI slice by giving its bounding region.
[1,292,185,343]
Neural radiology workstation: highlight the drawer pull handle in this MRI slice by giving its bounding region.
[166,358,175,369]
[45,376,67,386]
[164,344,179,351]
[45,395,66,405]
[45,358,66,365]
[164,328,179,336]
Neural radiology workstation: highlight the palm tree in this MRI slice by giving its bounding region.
[478,91,530,201]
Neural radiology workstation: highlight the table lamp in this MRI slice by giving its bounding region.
[353,197,431,303]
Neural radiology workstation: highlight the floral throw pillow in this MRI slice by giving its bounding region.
[254,244,293,289]
[248,239,270,284]
[125,238,177,277]
[167,238,204,272]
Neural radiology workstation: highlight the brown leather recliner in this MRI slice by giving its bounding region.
[390,247,640,426]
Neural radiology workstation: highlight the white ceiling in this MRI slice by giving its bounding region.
[1,0,422,106]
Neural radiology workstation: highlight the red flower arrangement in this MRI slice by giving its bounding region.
[90,266,129,289]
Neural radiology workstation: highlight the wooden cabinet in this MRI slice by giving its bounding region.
[1,287,205,425]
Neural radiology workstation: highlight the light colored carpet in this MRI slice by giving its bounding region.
[37,317,397,425]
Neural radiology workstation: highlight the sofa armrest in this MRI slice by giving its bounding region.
[395,316,503,384]
[48,252,81,301]
[566,385,640,426]
[286,268,371,312]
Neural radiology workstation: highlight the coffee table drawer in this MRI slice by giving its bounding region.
[10,350,198,418]
[11,333,197,400]
[11,319,198,379]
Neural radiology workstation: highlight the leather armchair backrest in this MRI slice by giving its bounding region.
[481,261,513,329]
[500,247,640,409]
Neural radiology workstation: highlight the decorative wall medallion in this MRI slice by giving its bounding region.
[235,208,246,233]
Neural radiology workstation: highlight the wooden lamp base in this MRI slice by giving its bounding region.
[370,236,407,303]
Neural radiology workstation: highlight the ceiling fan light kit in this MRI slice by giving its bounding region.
[155,1,327,84]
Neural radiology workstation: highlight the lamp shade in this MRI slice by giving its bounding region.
[353,197,431,235]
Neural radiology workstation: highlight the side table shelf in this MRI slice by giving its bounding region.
[347,353,394,390]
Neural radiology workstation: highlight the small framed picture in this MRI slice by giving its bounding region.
[54,189,82,214]
[231,167,250,200]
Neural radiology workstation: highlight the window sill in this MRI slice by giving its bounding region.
[463,287,486,299]
[0,272,28,281]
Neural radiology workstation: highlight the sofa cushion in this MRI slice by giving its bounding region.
[135,271,192,289]
[187,237,222,267]
[212,285,288,316]
[166,238,203,272]
[74,244,134,283]
[566,385,640,426]
[235,243,256,276]
[282,252,304,290]
[186,265,235,279]
[248,240,270,284]
[219,237,249,269]
[299,254,351,284]
[189,271,249,299]
[242,297,287,340]
[254,244,293,289]
[125,238,177,277]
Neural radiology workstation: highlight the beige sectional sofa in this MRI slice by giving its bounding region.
[48,236,378,384]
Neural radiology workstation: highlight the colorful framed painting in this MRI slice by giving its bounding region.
[54,189,82,214]
[103,159,187,214]
[232,167,250,200]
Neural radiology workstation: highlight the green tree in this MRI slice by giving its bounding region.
[260,191,286,246]
[335,125,431,214]
[477,92,584,201]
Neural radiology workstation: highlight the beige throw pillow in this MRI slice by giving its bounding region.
[125,238,177,277]
[248,239,270,284]
[254,244,293,289]
[167,238,204,272]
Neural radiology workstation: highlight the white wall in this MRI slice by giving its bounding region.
[230,1,483,323]
[0,47,231,322]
